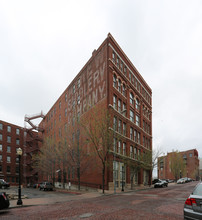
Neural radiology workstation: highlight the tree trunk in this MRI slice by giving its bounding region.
[102,162,105,194]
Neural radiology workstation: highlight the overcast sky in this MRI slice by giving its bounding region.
[1,0,202,158]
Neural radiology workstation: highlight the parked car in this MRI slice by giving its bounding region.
[39,182,53,191]
[152,179,160,184]
[184,182,202,219]
[0,179,10,189]
[0,192,10,210]
[177,178,185,184]
[154,180,168,188]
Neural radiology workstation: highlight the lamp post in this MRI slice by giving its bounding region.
[121,165,124,192]
[17,147,23,205]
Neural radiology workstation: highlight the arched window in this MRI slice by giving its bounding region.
[130,92,134,105]
[122,84,126,96]
[136,98,140,111]
[113,74,117,88]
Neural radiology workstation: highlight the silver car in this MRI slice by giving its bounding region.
[184,182,202,219]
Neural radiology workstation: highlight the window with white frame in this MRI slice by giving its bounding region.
[7,126,11,132]
[113,138,117,152]
[122,84,126,96]
[130,110,134,122]
[118,120,122,133]
[136,115,140,126]
[130,93,134,105]
[118,99,121,112]
[123,123,126,136]
[113,74,117,88]
[7,156,11,163]
[118,141,121,154]
[0,144,2,151]
[138,132,140,144]
[16,128,20,135]
[0,134,2,141]
[112,51,115,62]
[122,103,126,116]
[0,123,2,130]
[130,127,133,139]
[123,142,126,155]
[7,136,11,143]
[134,130,137,142]
[136,98,140,111]
[130,146,133,158]
[16,138,20,145]
[7,146,11,153]
[0,154,2,161]
[113,116,117,131]
[118,79,121,92]
[113,95,117,109]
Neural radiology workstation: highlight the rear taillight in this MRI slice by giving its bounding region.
[2,193,7,200]
[185,198,196,206]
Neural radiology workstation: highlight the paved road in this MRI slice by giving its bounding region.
[0,181,198,220]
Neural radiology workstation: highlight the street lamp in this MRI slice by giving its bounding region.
[121,165,124,192]
[17,147,23,205]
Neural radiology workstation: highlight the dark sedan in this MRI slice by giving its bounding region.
[0,192,10,210]
[184,182,202,220]
[154,180,168,188]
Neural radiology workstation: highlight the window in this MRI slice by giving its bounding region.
[16,166,19,174]
[16,128,20,135]
[0,123,2,130]
[113,138,117,152]
[123,123,126,136]
[118,141,121,154]
[130,92,134,105]
[118,79,121,92]
[134,130,137,142]
[122,103,126,116]
[189,153,192,158]
[113,74,117,88]
[112,51,115,62]
[118,99,121,112]
[7,136,11,143]
[118,120,122,133]
[0,165,2,172]
[116,56,119,67]
[0,134,2,141]
[7,156,11,163]
[6,166,10,173]
[59,115,61,121]
[130,110,134,122]
[130,127,133,139]
[7,126,11,132]
[124,66,127,75]
[16,138,20,145]
[122,84,126,96]
[0,144,2,151]
[0,155,2,161]
[59,101,61,109]
[16,157,19,163]
[113,95,117,109]
[138,149,141,160]
[120,62,123,71]
[137,132,140,144]
[129,72,132,82]
[130,146,133,158]
[65,93,67,102]
[136,115,140,126]
[73,84,75,93]
[123,143,126,155]
[78,78,80,88]
[136,98,140,111]
[7,146,11,153]
[65,108,67,117]
[134,147,137,159]
[77,95,80,105]
[113,116,117,131]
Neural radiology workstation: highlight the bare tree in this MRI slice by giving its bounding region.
[81,107,115,194]
[170,150,186,181]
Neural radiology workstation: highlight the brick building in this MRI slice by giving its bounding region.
[34,33,152,190]
[0,120,24,185]
[158,149,199,181]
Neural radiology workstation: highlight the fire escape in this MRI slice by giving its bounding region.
[24,112,45,185]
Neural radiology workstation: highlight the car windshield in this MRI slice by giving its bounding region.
[193,184,202,196]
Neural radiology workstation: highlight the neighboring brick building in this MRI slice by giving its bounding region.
[0,120,24,185]
[158,149,199,181]
[36,33,152,190]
